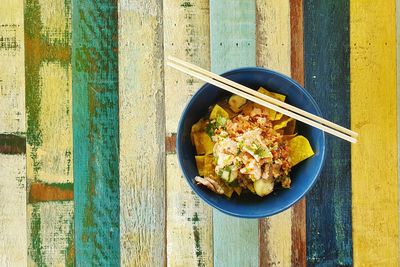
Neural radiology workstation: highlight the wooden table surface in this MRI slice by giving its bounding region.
[0,0,398,266]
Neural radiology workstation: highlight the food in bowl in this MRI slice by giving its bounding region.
[191,87,314,198]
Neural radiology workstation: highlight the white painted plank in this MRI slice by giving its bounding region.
[0,155,27,266]
[256,1,293,266]
[163,1,213,266]
[119,1,166,266]
[27,202,74,266]
[0,0,25,134]
[0,1,27,266]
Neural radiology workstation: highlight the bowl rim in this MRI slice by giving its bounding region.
[176,66,326,218]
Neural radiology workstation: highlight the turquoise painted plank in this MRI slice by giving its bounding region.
[72,1,120,265]
[210,1,258,266]
[303,1,353,266]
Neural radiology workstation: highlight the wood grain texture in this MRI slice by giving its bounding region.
[289,0,306,266]
[397,0,400,262]
[0,2,27,266]
[72,0,120,265]
[290,0,304,85]
[163,0,213,266]
[350,1,399,266]
[166,155,213,267]
[29,183,73,203]
[0,0,26,134]
[24,0,74,265]
[0,155,27,266]
[27,202,74,266]
[166,133,176,154]
[256,1,293,266]
[210,1,258,266]
[119,0,165,266]
[303,1,353,266]
[0,134,26,154]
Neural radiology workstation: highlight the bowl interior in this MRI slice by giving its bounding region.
[177,67,325,218]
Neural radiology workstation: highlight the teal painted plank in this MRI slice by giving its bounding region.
[72,0,120,265]
[210,1,258,266]
[210,0,256,74]
[303,1,353,266]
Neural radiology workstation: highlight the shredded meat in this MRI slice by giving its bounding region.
[195,176,224,194]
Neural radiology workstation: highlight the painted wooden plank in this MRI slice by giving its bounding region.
[0,155,27,266]
[397,0,400,262]
[210,1,258,266]
[24,0,74,265]
[0,2,27,265]
[0,134,26,154]
[29,183,73,203]
[0,0,26,135]
[163,1,213,266]
[255,1,293,266]
[350,1,398,266]
[289,1,306,266]
[303,1,353,266]
[27,202,74,266]
[118,0,165,266]
[166,155,213,267]
[72,0,120,265]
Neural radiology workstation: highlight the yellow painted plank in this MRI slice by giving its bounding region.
[119,1,166,265]
[24,0,73,265]
[26,0,73,184]
[26,62,73,183]
[256,0,291,73]
[164,0,211,133]
[256,1,292,266]
[397,0,400,262]
[163,1,213,266]
[350,1,398,266]
[0,1,27,266]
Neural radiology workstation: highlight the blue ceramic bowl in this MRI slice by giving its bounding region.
[176,67,326,218]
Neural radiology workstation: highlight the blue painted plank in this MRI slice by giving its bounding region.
[303,1,353,266]
[72,1,120,265]
[210,1,258,266]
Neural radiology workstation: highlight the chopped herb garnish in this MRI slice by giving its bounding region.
[206,122,217,137]
[254,147,268,157]
[216,115,227,127]
[205,114,227,137]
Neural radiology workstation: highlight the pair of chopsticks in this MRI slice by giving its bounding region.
[167,56,358,143]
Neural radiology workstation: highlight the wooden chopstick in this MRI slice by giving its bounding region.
[168,56,358,138]
[167,59,357,143]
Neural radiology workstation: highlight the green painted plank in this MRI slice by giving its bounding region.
[72,0,120,265]
[210,1,258,266]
